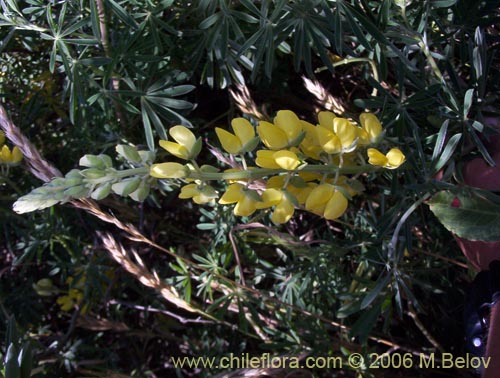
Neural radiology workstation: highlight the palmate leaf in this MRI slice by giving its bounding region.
[428,190,500,241]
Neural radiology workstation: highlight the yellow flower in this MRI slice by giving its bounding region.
[215,118,258,154]
[150,162,189,178]
[0,145,22,164]
[255,149,301,170]
[0,130,5,145]
[316,113,358,153]
[179,183,218,204]
[159,126,201,160]
[56,289,83,312]
[305,183,348,220]
[299,121,323,160]
[333,118,358,151]
[359,113,383,144]
[257,110,304,150]
[256,188,296,224]
[219,183,262,217]
[367,148,405,169]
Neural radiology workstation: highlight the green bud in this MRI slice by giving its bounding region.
[90,182,112,200]
[80,154,104,169]
[33,278,59,296]
[111,177,141,196]
[116,145,142,163]
[138,150,156,165]
[200,165,219,173]
[65,169,82,179]
[190,137,202,159]
[81,168,106,179]
[129,180,150,202]
[64,185,90,198]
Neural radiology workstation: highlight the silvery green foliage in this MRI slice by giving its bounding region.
[13,145,155,214]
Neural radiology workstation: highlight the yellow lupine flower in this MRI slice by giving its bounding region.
[179,183,218,204]
[318,111,336,130]
[305,183,348,220]
[219,183,262,217]
[333,118,358,151]
[299,121,323,160]
[0,145,23,164]
[316,126,342,154]
[257,188,296,224]
[367,148,405,169]
[255,149,301,170]
[257,110,303,150]
[159,126,200,160]
[150,162,189,178]
[215,118,257,154]
[359,113,383,144]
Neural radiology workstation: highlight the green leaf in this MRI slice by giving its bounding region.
[428,190,500,241]
[463,88,474,118]
[432,132,461,174]
[360,274,390,310]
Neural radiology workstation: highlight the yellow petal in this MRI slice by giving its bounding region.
[316,127,341,154]
[257,188,282,209]
[219,183,244,204]
[231,118,255,145]
[324,191,348,220]
[257,121,288,150]
[271,199,295,224]
[192,186,218,204]
[305,184,334,213]
[274,110,302,142]
[333,118,358,149]
[179,183,199,199]
[11,146,22,163]
[255,150,281,168]
[0,145,11,162]
[318,111,336,130]
[266,175,286,188]
[273,150,300,170]
[291,183,316,204]
[159,140,190,160]
[386,148,406,169]
[169,125,196,150]
[299,121,322,158]
[215,127,242,154]
[367,148,388,167]
[360,113,382,143]
[150,162,188,178]
[234,195,257,217]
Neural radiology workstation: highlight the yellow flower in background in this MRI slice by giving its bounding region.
[255,149,301,170]
[219,183,262,217]
[159,126,201,160]
[179,183,218,204]
[305,184,348,220]
[150,162,189,178]
[367,148,405,169]
[257,110,304,150]
[0,145,23,164]
[215,118,257,154]
[359,113,383,144]
[0,130,5,145]
[256,188,296,224]
[57,288,83,312]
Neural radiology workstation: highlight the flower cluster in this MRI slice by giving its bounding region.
[0,131,22,166]
[150,110,405,224]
